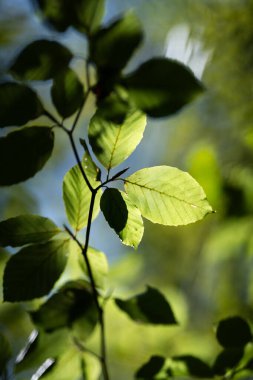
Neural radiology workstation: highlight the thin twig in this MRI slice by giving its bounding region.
[68,133,94,192]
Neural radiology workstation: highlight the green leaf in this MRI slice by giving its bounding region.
[3,239,70,301]
[213,348,244,376]
[124,166,213,226]
[216,316,252,348]
[88,109,146,169]
[35,0,104,34]
[15,329,68,374]
[51,68,85,119]
[0,126,54,186]
[39,349,100,380]
[79,139,101,181]
[115,286,177,325]
[10,39,72,80]
[0,214,61,247]
[78,246,109,291]
[135,355,166,379]
[89,11,143,71]
[0,332,12,374]
[96,90,130,124]
[31,280,98,339]
[101,188,144,248]
[63,160,102,232]
[0,82,43,128]
[172,355,213,378]
[123,58,204,117]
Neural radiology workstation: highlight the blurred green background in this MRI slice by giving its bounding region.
[1,1,253,379]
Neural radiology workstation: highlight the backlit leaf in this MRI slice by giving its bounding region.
[88,109,146,169]
[35,0,104,34]
[15,329,68,374]
[3,239,70,301]
[31,280,98,339]
[51,68,85,119]
[115,286,177,325]
[125,166,213,226]
[78,246,108,291]
[0,127,54,186]
[0,214,60,247]
[0,332,12,374]
[101,188,144,248]
[10,39,72,80]
[216,316,252,348]
[79,139,101,181]
[0,82,43,128]
[63,159,102,232]
[123,58,204,117]
[89,11,143,71]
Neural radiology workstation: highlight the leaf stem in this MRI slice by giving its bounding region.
[82,191,110,380]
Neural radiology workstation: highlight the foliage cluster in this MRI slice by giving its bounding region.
[0,1,253,380]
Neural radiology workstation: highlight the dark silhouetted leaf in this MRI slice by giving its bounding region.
[89,11,143,71]
[0,127,54,186]
[0,214,61,247]
[123,58,204,117]
[135,356,165,379]
[172,355,213,378]
[125,166,213,226]
[10,39,72,80]
[115,286,177,325]
[35,0,104,34]
[213,348,244,376]
[3,239,70,301]
[31,280,98,339]
[51,68,85,119]
[0,332,12,374]
[101,188,144,248]
[96,90,130,124]
[88,109,146,169]
[0,82,43,128]
[216,316,252,348]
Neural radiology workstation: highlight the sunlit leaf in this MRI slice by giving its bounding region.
[216,316,252,348]
[51,68,85,119]
[0,82,43,128]
[79,139,101,181]
[10,39,72,80]
[115,286,177,325]
[135,355,166,379]
[0,332,12,374]
[35,0,104,34]
[0,127,54,186]
[78,246,109,291]
[0,214,61,247]
[123,58,204,117]
[101,188,144,248]
[124,166,213,226]
[89,11,143,71]
[63,159,102,232]
[88,109,146,169]
[31,280,98,339]
[3,239,70,301]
